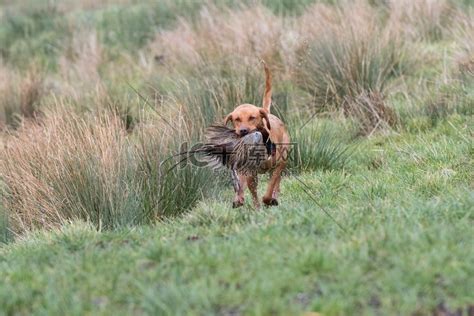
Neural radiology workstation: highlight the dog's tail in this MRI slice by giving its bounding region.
[262,61,272,113]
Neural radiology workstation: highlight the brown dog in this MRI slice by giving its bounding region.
[224,63,290,208]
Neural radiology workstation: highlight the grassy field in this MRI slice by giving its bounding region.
[1,0,473,315]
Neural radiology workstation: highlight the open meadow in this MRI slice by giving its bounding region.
[0,0,473,315]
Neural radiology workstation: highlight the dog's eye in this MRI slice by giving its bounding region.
[249,116,256,121]
[235,117,241,122]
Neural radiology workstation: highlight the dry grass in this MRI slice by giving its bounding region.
[57,30,105,101]
[0,63,17,129]
[19,67,44,119]
[451,9,474,78]
[150,5,296,76]
[295,2,405,133]
[386,0,457,41]
[344,91,398,136]
[0,64,44,129]
[1,108,131,233]
[0,105,216,236]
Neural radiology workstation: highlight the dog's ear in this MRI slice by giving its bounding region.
[224,113,233,126]
[259,109,271,130]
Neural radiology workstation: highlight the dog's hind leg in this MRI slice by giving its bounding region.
[272,174,281,200]
[262,163,285,206]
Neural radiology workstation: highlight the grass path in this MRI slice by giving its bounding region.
[1,117,473,315]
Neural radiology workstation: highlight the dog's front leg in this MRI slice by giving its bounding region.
[247,175,260,209]
[231,170,246,208]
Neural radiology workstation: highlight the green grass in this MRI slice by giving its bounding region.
[1,116,472,315]
[0,2,69,69]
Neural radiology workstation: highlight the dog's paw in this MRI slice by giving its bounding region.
[232,201,244,208]
[262,197,278,206]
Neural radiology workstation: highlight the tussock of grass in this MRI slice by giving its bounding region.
[297,3,407,108]
[1,109,136,233]
[294,3,411,135]
[0,107,217,236]
[345,91,398,136]
[289,120,354,171]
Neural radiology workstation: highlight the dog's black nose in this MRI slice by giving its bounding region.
[239,128,249,136]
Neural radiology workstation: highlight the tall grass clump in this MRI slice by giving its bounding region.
[0,106,216,236]
[1,108,136,233]
[345,91,398,136]
[130,115,221,218]
[297,3,406,106]
[289,121,354,171]
[296,3,406,134]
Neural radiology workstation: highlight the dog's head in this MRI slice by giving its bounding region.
[224,104,271,137]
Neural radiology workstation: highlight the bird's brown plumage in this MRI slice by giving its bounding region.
[200,124,268,175]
